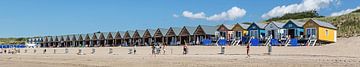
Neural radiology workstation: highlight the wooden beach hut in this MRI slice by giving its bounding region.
[264,21,286,39]
[70,34,77,47]
[59,36,65,47]
[75,34,84,47]
[179,26,197,45]
[231,23,250,40]
[90,33,101,47]
[144,29,156,46]
[84,34,91,47]
[282,20,305,38]
[216,24,234,40]
[65,35,71,47]
[97,32,106,47]
[124,31,135,46]
[153,28,168,45]
[303,19,337,43]
[112,31,123,46]
[194,25,218,45]
[165,27,182,45]
[43,36,49,47]
[133,30,146,46]
[247,22,266,40]
[103,32,114,47]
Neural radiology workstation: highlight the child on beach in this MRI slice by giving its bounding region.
[246,36,254,57]
[183,43,188,55]
[43,49,47,54]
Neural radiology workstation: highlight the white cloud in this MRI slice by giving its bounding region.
[182,11,206,19]
[181,7,246,21]
[262,0,336,19]
[330,6,360,16]
[172,14,180,18]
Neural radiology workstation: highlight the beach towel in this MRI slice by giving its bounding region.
[270,39,279,46]
[290,38,298,46]
[202,39,212,46]
[250,38,260,46]
[218,39,227,46]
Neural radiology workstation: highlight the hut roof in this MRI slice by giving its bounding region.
[184,26,197,35]
[199,25,218,35]
[311,19,337,29]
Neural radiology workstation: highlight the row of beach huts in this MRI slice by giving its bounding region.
[26,19,337,48]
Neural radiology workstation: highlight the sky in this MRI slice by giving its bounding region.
[0,0,359,38]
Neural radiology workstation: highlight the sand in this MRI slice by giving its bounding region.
[1,37,360,67]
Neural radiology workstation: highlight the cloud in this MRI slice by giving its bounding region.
[330,6,360,16]
[172,14,180,18]
[182,11,206,19]
[181,7,246,21]
[262,0,336,19]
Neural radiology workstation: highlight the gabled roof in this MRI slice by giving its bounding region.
[158,28,168,35]
[147,29,157,36]
[272,21,286,28]
[310,19,337,29]
[135,30,146,38]
[171,27,182,35]
[239,23,250,29]
[289,20,305,27]
[254,22,266,29]
[224,24,234,29]
[183,26,197,35]
[198,25,218,35]
[125,30,135,38]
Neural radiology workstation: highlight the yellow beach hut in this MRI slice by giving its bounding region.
[303,19,337,43]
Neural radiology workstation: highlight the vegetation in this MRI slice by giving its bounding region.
[0,38,27,45]
[269,11,360,38]
[352,9,360,13]
[266,10,324,22]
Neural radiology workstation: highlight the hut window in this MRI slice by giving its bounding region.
[325,29,329,36]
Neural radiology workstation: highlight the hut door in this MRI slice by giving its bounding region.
[288,29,295,38]
[271,30,275,38]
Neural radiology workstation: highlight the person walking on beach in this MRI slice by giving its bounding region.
[162,44,166,55]
[43,49,47,54]
[246,36,254,57]
[151,42,155,55]
[183,42,188,55]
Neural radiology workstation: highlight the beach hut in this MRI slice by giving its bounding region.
[75,34,84,47]
[90,32,101,47]
[97,32,106,47]
[143,29,156,46]
[84,34,91,47]
[282,20,305,38]
[124,31,135,46]
[43,36,49,47]
[50,36,57,47]
[59,36,65,47]
[103,32,114,47]
[303,19,337,43]
[153,28,168,45]
[194,25,218,45]
[264,21,285,39]
[133,30,146,46]
[216,24,234,40]
[112,31,123,46]
[65,35,71,47]
[247,22,266,40]
[231,23,250,40]
[165,27,182,45]
[179,26,197,45]
[70,34,77,47]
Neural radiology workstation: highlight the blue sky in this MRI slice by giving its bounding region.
[0,0,359,38]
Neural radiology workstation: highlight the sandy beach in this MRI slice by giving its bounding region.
[1,37,360,67]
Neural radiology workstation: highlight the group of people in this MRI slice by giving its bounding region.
[1,48,21,54]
